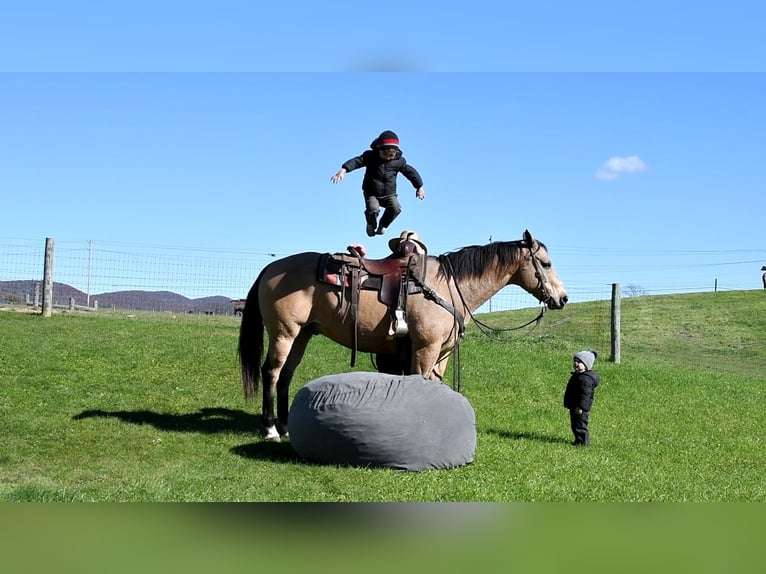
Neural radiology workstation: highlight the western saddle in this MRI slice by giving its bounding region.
[317,238,428,366]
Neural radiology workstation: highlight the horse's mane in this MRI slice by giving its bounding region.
[436,240,545,281]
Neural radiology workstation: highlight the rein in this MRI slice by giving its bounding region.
[368,241,552,394]
[465,302,546,338]
[440,244,549,340]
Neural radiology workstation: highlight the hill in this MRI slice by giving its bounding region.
[470,289,766,380]
[0,279,236,314]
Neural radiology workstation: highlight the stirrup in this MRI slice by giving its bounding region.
[389,308,408,337]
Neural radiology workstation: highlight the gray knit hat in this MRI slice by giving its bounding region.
[574,350,598,370]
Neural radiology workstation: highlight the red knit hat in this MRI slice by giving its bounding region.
[372,130,400,149]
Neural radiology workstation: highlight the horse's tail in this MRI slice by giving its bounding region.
[237,268,267,402]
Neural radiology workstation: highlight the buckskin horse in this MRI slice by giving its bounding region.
[238,229,568,440]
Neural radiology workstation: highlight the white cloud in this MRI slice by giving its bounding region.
[595,155,647,180]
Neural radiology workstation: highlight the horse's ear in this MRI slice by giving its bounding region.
[523,229,534,246]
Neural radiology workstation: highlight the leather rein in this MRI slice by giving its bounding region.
[442,242,550,339]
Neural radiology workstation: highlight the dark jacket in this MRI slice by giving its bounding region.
[563,370,600,411]
[341,149,423,198]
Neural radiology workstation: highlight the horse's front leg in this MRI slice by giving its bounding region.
[410,344,443,380]
[430,354,451,380]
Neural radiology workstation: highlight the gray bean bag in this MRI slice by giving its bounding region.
[287,372,476,471]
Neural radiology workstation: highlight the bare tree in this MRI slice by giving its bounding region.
[623,284,647,297]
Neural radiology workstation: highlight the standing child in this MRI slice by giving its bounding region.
[563,350,600,446]
[331,130,425,237]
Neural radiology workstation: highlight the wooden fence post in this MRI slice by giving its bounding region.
[42,238,54,317]
[611,283,621,364]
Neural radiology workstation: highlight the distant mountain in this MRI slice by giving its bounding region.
[0,280,238,314]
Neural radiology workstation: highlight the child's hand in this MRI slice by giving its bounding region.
[331,169,346,183]
[416,187,425,200]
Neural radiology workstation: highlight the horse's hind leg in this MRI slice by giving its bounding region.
[274,329,313,437]
[260,364,280,440]
[261,335,295,441]
[261,329,312,441]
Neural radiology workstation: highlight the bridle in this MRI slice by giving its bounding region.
[407,241,554,393]
[528,241,552,307]
[436,245,550,393]
[445,241,550,339]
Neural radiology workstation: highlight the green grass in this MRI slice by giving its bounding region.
[1,290,764,501]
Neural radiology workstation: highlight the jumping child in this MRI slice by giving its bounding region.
[331,130,425,237]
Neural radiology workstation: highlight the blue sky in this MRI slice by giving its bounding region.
[1,1,764,72]
[1,3,765,300]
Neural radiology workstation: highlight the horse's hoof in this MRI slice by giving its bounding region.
[264,426,281,442]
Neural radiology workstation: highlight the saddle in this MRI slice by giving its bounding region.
[317,244,428,366]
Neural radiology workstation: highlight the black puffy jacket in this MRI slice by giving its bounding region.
[341,149,423,198]
[563,370,600,411]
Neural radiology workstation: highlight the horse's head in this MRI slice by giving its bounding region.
[518,230,568,310]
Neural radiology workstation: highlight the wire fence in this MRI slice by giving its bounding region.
[0,237,750,315]
[0,238,274,313]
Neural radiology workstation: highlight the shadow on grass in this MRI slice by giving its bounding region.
[73,407,302,464]
[73,406,262,435]
[230,441,300,463]
[486,427,569,445]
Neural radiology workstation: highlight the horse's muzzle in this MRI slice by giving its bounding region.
[546,294,568,310]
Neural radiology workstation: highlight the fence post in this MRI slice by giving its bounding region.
[42,238,54,317]
[610,283,621,364]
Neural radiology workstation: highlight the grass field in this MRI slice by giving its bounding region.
[1,290,764,501]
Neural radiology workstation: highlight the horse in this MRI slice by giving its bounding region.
[238,229,568,440]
